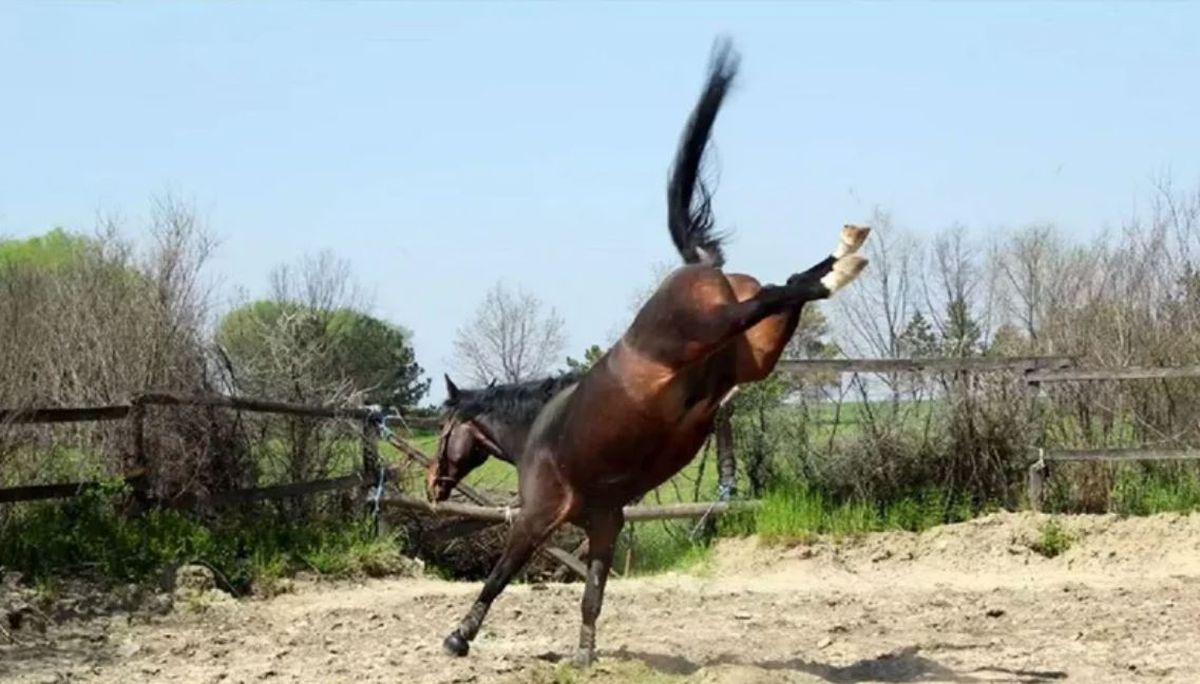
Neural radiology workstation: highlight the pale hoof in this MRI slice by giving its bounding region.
[835,224,871,258]
[443,632,469,657]
[573,646,596,668]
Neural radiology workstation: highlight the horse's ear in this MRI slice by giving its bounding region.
[444,374,460,402]
[487,378,497,389]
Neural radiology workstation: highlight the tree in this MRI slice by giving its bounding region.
[986,322,1027,357]
[452,281,566,385]
[942,296,982,357]
[218,250,428,409]
[784,304,838,360]
[565,344,605,373]
[217,301,429,409]
[897,311,938,358]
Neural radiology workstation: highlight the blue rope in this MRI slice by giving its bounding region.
[363,406,394,535]
[689,482,735,540]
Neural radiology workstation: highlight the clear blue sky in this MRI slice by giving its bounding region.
[3,2,1198,403]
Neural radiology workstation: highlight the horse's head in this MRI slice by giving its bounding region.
[427,375,503,502]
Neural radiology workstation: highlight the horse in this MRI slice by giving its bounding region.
[437,39,870,667]
[428,372,582,504]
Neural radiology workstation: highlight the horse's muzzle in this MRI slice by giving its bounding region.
[427,478,455,503]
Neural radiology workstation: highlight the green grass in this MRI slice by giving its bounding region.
[719,483,978,545]
[1110,468,1200,516]
[614,521,715,577]
[1030,519,1073,558]
[0,481,413,592]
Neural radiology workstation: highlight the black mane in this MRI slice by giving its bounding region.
[444,371,583,425]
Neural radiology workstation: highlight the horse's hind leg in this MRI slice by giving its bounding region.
[442,496,569,656]
[574,509,624,668]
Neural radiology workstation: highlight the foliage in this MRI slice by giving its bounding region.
[941,296,982,357]
[565,344,605,373]
[0,490,412,591]
[898,311,938,358]
[0,203,225,499]
[720,482,976,544]
[0,228,90,270]
[1029,519,1072,558]
[217,301,429,409]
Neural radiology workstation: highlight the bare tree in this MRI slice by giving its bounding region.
[453,281,567,385]
[999,224,1059,343]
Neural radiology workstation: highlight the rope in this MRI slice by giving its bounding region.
[689,481,734,540]
[362,406,395,536]
[368,463,387,536]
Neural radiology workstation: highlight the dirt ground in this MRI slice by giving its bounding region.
[4,511,1200,684]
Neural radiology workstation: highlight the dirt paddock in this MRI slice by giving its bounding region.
[4,512,1200,683]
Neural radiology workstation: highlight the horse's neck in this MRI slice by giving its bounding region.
[483,419,530,466]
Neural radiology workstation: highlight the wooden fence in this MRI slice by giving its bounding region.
[8,356,1199,567]
[1025,364,1200,510]
[0,356,1081,508]
[0,392,433,505]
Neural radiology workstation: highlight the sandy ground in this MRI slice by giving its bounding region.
[4,511,1200,684]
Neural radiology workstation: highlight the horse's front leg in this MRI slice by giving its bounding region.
[443,494,567,656]
[575,508,625,668]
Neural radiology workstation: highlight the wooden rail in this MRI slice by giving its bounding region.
[134,392,372,420]
[1041,447,1200,463]
[779,355,1075,376]
[1028,447,1200,511]
[1026,365,1200,384]
[384,493,761,523]
[0,393,444,426]
[0,405,131,425]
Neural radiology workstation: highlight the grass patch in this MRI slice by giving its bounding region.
[1111,468,1200,516]
[0,482,417,592]
[616,521,714,577]
[1029,519,1073,558]
[720,483,979,545]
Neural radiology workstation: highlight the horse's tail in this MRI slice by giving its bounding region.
[667,38,739,269]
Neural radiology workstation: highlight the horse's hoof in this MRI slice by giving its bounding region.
[573,647,596,669]
[443,632,469,657]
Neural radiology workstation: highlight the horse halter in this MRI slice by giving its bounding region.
[431,413,506,488]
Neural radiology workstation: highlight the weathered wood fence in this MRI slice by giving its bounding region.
[1024,365,1200,510]
[7,356,1198,564]
[0,393,436,505]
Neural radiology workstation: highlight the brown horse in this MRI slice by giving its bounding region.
[438,39,870,666]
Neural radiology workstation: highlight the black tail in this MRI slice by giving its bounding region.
[667,38,739,268]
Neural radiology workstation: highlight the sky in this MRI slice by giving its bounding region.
[2,2,1199,403]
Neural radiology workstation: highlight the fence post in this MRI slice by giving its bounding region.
[362,411,385,534]
[126,398,150,513]
[362,413,381,480]
[1025,372,1047,512]
[1028,460,1047,512]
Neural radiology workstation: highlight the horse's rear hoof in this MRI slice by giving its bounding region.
[573,647,596,669]
[443,632,469,657]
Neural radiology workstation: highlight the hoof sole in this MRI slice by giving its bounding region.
[443,632,469,657]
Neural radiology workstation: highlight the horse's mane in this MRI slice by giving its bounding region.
[444,371,583,425]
